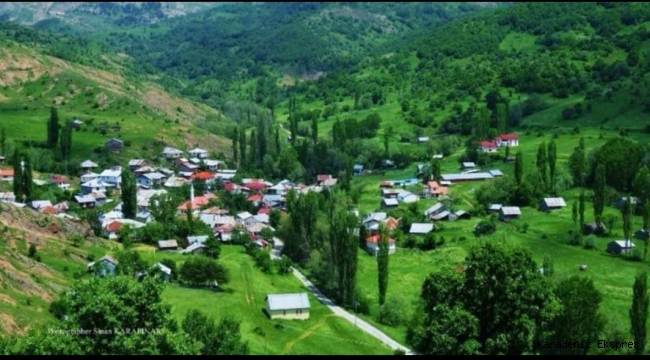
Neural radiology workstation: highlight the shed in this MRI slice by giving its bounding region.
[499,206,521,221]
[264,293,311,320]
[409,223,434,235]
[158,239,179,251]
[635,229,650,241]
[607,240,636,255]
[87,256,118,277]
[424,203,445,217]
[488,169,504,177]
[382,198,399,209]
[104,138,124,152]
[353,164,364,175]
[488,204,502,213]
[462,162,476,170]
[539,197,567,211]
[431,210,451,221]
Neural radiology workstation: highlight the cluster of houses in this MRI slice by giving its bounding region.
[478,133,520,153]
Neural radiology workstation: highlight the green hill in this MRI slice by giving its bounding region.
[0,27,232,173]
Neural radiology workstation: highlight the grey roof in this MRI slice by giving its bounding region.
[187,235,209,245]
[364,212,387,223]
[181,243,206,254]
[455,210,469,217]
[158,240,178,249]
[266,293,311,311]
[462,162,476,168]
[542,197,567,208]
[410,223,434,234]
[431,210,451,221]
[489,204,503,210]
[424,203,444,216]
[75,195,95,203]
[353,164,364,170]
[489,169,504,176]
[163,147,183,155]
[237,212,253,220]
[441,173,494,181]
[87,255,118,267]
[500,206,521,216]
[153,262,172,275]
[613,240,635,248]
[382,198,399,206]
[31,200,52,209]
[80,160,99,168]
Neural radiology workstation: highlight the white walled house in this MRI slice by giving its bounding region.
[99,167,122,187]
[163,147,184,159]
[366,234,396,256]
[188,148,209,159]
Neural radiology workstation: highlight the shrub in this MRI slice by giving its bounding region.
[28,244,37,258]
[521,223,529,233]
[379,295,409,326]
[583,235,596,250]
[473,220,496,237]
[569,231,582,246]
[353,287,371,315]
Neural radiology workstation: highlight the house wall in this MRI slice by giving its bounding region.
[366,243,396,255]
[265,307,310,320]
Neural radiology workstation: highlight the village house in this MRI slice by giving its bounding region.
[50,175,70,190]
[440,172,494,183]
[191,171,215,183]
[247,193,264,207]
[151,263,172,282]
[461,162,477,170]
[243,179,269,192]
[0,169,14,181]
[185,235,209,248]
[134,166,156,175]
[398,190,419,204]
[215,169,237,181]
[264,293,311,320]
[181,242,206,254]
[607,240,636,255]
[499,206,521,222]
[128,159,147,172]
[539,197,567,212]
[104,220,123,240]
[381,198,399,209]
[614,197,641,210]
[178,162,199,175]
[489,169,504,177]
[635,228,650,241]
[425,181,449,198]
[80,160,99,172]
[30,200,53,211]
[87,256,118,277]
[157,239,179,251]
[81,179,115,194]
[74,195,96,208]
[91,191,107,206]
[104,138,124,152]
[479,141,498,153]
[98,166,122,187]
[80,172,99,183]
[137,172,166,188]
[417,136,429,144]
[188,147,208,159]
[381,188,399,198]
[494,133,519,147]
[321,178,338,188]
[431,210,452,221]
[164,176,189,188]
[424,203,446,218]
[488,204,502,213]
[362,212,387,232]
[163,147,184,159]
[366,234,396,255]
[203,160,224,172]
[353,164,364,175]
[409,223,434,235]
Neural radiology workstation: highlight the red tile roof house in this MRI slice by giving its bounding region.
[192,171,215,182]
[479,141,498,153]
[104,220,123,240]
[0,169,15,181]
[317,174,332,184]
[494,133,519,147]
[365,235,396,256]
[51,175,71,190]
[247,193,263,206]
[426,181,450,198]
[243,180,267,191]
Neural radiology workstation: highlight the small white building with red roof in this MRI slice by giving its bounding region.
[479,141,498,153]
[494,133,519,147]
[365,234,396,256]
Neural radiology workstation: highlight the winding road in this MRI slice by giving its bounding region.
[270,238,416,355]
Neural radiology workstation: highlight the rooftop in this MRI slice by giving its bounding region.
[266,293,311,311]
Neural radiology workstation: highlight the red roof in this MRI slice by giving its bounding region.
[317,174,332,182]
[384,217,399,230]
[247,193,263,202]
[106,221,123,232]
[51,175,69,184]
[379,180,392,188]
[216,224,233,233]
[496,133,518,141]
[192,171,214,181]
[0,169,14,177]
[257,207,271,215]
[366,235,396,244]
[427,181,440,189]
[480,141,497,149]
[223,182,236,192]
[244,181,267,191]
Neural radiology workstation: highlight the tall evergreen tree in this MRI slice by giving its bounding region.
[60,120,73,164]
[11,148,23,202]
[311,116,318,143]
[623,195,634,243]
[377,224,390,307]
[121,170,137,219]
[496,103,507,133]
[274,127,280,155]
[593,163,606,224]
[547,140,557,193]
[572,201,579,227]
[536,142,548,191]
[239,127,247,170]
[630,272,649,355]
[21,152,33,202]
[47,107,60,148]
[383,126,393,157]
[579,191,586,227]
[514,150,524,186]
[0,126,6,156]
[248,129,257,168]
[430,159,441,181]
[231,126,239,164]
[568,145,586,187]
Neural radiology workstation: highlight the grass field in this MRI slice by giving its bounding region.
[136,245,392,355]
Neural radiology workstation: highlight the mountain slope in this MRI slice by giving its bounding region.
[0,2,224,30]
[0,28,232,171]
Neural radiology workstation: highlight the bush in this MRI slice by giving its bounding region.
[379,295,409,326]
[353,287,371,315]
[583,235,596,250]
[277,256,292,275]
[28,244,37,258]
[473,220,496,237]
[569,231,582,246]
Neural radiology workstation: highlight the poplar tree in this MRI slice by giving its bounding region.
[47,107,60,148]
[547,140,557,193]
[630,272,648,355]
[377,224,390,307]
[514,150,524,186]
